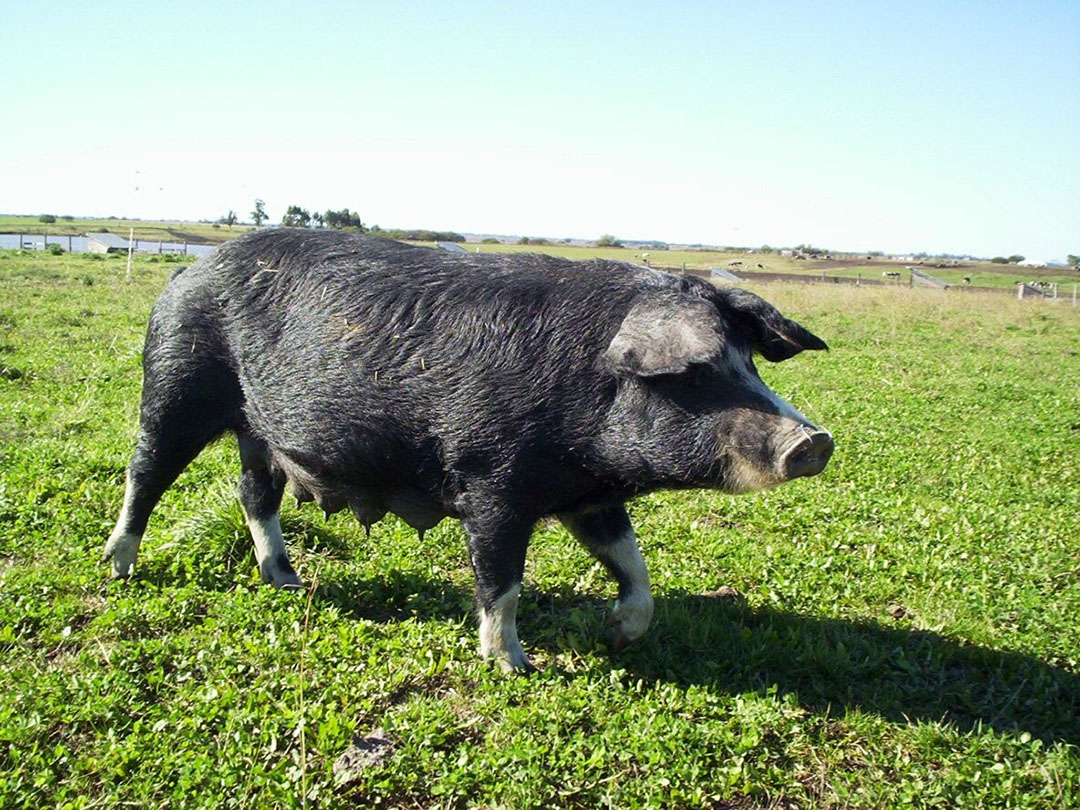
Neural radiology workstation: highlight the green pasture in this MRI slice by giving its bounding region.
[1,249,1079,808]
[462,242,1079,292]
[5,211,1074,290]
[0,214,251,245]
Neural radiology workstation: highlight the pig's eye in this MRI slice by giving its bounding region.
[682,363,714,385]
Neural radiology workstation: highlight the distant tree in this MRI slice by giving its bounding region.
[311,211,324,229]
[759,245,774,254]
[38,214,56,223]
[1068,254,1079,271]
[324,208,364,230]
[251,199,268,226]
[60,215,74,221]
[217,210,237,228]
[517,237,531,245]
[990,256,1008,264]
[282,205,312,227]
[482,237,500,244]
[1007,254,1025,264]
[596,234,623,247]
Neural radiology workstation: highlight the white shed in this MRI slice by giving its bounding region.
[86,232,131,254]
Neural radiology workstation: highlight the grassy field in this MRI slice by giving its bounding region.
[5,212,1076,289]
[1,248,1079,808]
[465,243,1080,292]
[0,214,252,245]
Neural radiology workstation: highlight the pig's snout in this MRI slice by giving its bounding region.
[780,429,834,480]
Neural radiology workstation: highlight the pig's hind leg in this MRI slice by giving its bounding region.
[103,362,238,579]
[559,504,654,651]
[236,434,302,589]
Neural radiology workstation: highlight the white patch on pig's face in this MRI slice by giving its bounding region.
[725,346,811,425]
[715,346,819,494]
[479,585,531,672]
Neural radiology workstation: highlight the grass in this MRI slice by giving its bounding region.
[465,243,1080,292]
[0,214,252,245]
[1,248,1079,808]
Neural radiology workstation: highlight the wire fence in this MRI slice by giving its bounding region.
[0,233,216,258]
[684,267,1079,307]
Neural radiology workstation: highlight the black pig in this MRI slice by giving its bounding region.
[104,229,833,671]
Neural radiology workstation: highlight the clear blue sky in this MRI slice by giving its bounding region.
[3,1,1077,260]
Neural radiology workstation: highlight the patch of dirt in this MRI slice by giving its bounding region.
[333,730,395,785]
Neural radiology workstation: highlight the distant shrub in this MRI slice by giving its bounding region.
[61,215,74,221]
[378,229,464,242]
[991,257,1008,264]
[38,214,56,223]
[482,238,500,244]
[45,243,64,255]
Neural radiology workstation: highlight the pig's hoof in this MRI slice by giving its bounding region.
[259,555,304,590]
[101,532,141,579]
[610,590,654,651]
[483,640,535,674]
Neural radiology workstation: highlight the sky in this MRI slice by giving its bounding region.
[2,1,1077,261]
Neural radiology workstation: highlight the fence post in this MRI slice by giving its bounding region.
[1073,284,1077,307]
[126,228,134,282]
[1017,283,1024,300]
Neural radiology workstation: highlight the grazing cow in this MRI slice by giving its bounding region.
[104,229,833,672]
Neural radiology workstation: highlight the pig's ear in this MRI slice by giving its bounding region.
[715,287,828,362]
[601,295,724,376]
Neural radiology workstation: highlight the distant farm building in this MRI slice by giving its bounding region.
[86,233,130,254]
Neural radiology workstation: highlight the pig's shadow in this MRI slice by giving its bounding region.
[317,572,1080,746]
[530,588,1080,746]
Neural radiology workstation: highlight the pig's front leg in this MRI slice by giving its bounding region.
[560,504,654,651]
[464,511,536,673]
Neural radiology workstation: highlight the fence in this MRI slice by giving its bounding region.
[0,234,217,258]
[681,266,1078,307]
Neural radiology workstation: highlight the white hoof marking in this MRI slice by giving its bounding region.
[241,509,301,588]
[479,585,533,672]
[612,588,655,643]
[102,530,142,578]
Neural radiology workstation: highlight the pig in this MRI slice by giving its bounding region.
[103,229,833,672]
